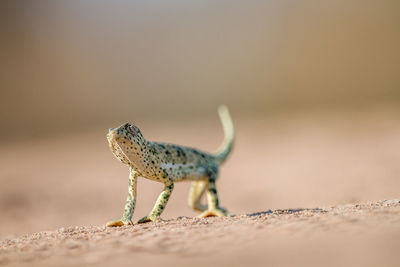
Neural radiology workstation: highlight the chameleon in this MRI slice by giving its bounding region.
[106,105,234,227]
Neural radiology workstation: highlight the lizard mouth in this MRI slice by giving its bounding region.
[108,132,131,165]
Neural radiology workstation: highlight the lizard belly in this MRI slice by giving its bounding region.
[159,163,207,182]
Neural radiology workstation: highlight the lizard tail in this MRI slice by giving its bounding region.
[214,105,235,165]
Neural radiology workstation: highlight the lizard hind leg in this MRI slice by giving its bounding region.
[199,174,229,218]
[188,181,208,212]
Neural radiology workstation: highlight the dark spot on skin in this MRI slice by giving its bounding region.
[151,160,155,164]
[167,184,174,190]
[209,188,217,194]
[180,149,186,158]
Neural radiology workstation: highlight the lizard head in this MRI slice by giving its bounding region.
[107,123,148,171]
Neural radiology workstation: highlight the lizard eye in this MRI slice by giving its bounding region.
[128,124,139,136]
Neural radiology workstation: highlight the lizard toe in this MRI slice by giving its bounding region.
[106,219,132,227]
[136,216,160,224]
[199,208,227,218]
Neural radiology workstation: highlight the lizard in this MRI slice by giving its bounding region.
[105,105,234,227]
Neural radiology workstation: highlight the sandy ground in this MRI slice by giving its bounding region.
[1,107,400,266]
[1,199,400,267]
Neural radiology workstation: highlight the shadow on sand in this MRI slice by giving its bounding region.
[247,208,326,217]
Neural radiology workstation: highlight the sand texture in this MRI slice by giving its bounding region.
[1,199,400,267]
[1,108,400,266]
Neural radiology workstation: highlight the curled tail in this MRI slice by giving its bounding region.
[214,105,235,165]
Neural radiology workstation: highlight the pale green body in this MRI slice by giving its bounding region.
[106,106,234,226]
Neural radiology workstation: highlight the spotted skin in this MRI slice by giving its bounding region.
[106,106,234,227]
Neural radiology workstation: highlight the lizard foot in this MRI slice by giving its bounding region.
[106,219,132,227]
[199,208,228,218]
[136,215,160,224]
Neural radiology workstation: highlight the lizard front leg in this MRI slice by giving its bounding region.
[137,179,174,224]
[106,168,138,227]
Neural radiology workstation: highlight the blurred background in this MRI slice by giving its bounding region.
[0,0,399,237]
